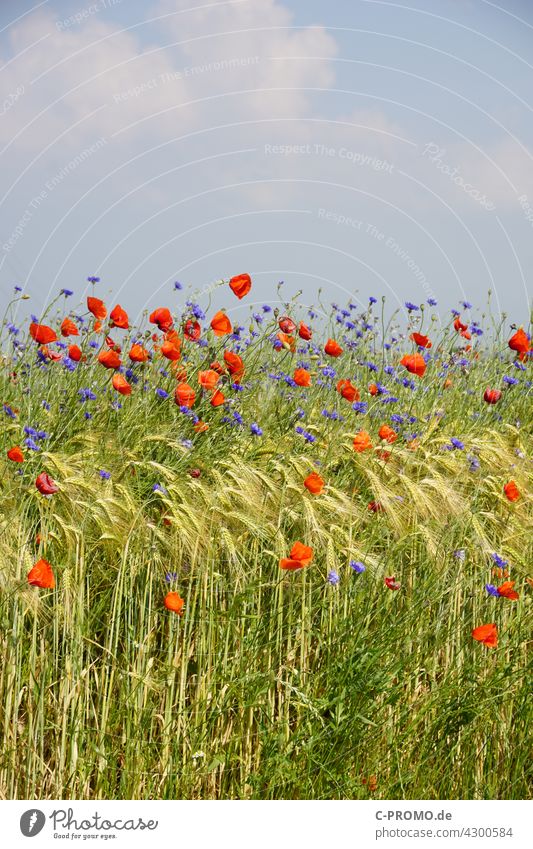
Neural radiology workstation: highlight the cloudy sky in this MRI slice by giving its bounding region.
[1,0,532,326]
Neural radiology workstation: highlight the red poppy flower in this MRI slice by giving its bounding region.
[7,446,24,463]
[61,317,79,337]
[497,581,519,601]
[472,623,498,648]
[184,319,201,341]
[298,322,312,340]
[39,345,62,362]
[161,340,181,361]
[400,353,426,377]
[93,320,103,333]
[194,421,209,433]
[276,332,296,352]
[35,472,59,495]
[410,332,432,349]
[368,383,378,396]
[508,327,530,355]
[29,323,57,344]
[378,424,397,444]
[368,501,385,512]
[198,370,220,390]
[175,382,195,408]
[337,379,360,402]
[87,296,107,320]
[112,374,132,396]
[164,591,184,614]
[484,388,501,404]
[280,541,313,571]
[279,316,296,334]
[503,480,520,502]
[384,576,400,590]
[210,310,232,336]
[324,338,343,357]
[303,472,324,495]
[129,344,149,363]
[150,308,174,332]
[453,316,468,332]
[211,390,225,407]
[68,344,83,362]
[189,468,201,478]
[353,430,372,452]
[110,304,129,329]
[293,368,311,387]
[27,559,55,589]
[210,361,225,375]
[105,336,118,349]
[224,350,244,378]
[98,349,121,369]
[229,273,252,299]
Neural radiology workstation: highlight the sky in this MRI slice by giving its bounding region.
[1,0,532,328]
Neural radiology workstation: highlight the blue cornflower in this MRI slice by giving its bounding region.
[322,366,336,379]
[156,388,169,399]
[369,296,377,304]
[453,549,465,560]
[250,422,263,436]
[42,401,51,411]
[427,298,437,306]
[24,437,40,451]
[467,454,480,471]
[89,341,99,349]
[450,438,464,450]
[186,301,206,321]
[63,357,77,372]
[485,584,500,597]
[233,411,244,425]
[174,281,183,290]
[262,304,272,313]
[461,300,472,309]
[181,439,193,449]
[327,570,340,585]
[350,560,366,573]
[352,402,368,414]
[404,301,419,311]
[87,276,100,283]
[84,412,92,420]
[503,376,518,385]
[24,426,38,437]
[153,483,168,494]
[165,571,178,583]
[491,553,508,568]
[61,288,74,297]
[99,470,111,480]
[14,285,23,292]
[79,388,97,401]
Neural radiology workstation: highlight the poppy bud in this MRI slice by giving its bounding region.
[188,468,201,478]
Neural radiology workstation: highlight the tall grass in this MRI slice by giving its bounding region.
[0,288,531,799]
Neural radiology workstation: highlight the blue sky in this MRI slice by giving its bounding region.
[1,0,532,327]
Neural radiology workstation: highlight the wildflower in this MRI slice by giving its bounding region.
[27,559,55,589]
[79,388,97,401]
[35,472,58,495]
[491,553,508,569]
[467,454,480,472]
[404,301,419,311]
[112,374,132,396]
[175,383,195,408]
[497,581,519,601]
[353,430,372,452]
[280,541,313,571]
[188,468,201,478]
[337,379,360,402]
[324,339,343,357]
[250,422,263,436]
[368,501,385,513]
[484,388,501,404]
[153,483,168,494]
[150,308,174,332]
[174,281,183,290]
[210,310,232,336]
[400,353,426,377]
[503,480,520,502]
[29,323,57,344]
[350,560,366,573]
[110,304,129,329]
[427,298,437,306]
[165,571,178,582]
[327,570,340,585]
[410,332,432,348]
[352,401,368,414]
[450,437,465,450]
[61,318,79,337]
[299,322,312,340]
[87,296,107,319]
[164,591,185,614]
[198,370,220,391]
[384,576,401,590]
[98,350,121,369]
[503,375,518,386]
[7,446,24,462]
[184,319,201,341]
[294,368,311,387]
[485,584,500,597]
[453,549,466,560]
[229,273,252,299]
[99,470,111,480]
[304,472,324,495]
[155,388,169,400]
[211,390,225,407]
[378,424,397,444]
[87,276,100,283]
[472,623,498,648]
[508,327,530,355]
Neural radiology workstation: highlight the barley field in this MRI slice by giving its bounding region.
[0,277,531,800]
